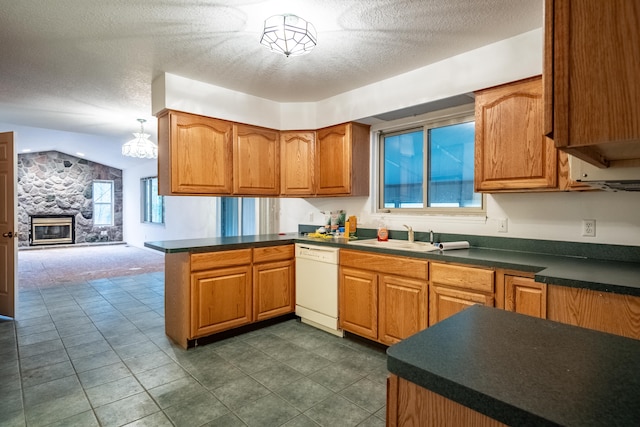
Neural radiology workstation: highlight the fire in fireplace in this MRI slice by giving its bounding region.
[30,215,75,246]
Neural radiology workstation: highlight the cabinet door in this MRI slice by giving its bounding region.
[379,274,427,345]
[339,267,378,340]
[429,285,493,326]
[280,131,315,196]
[233,124,280,195]
[190,265,252,338]
[158,110,233,195]
[253,259,295,322]
[316,123,352,195]
[504,275,547,319]
[475,76,559,192]
[546,0,640,167]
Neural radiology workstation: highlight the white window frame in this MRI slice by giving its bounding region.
[141,176,164,225]
[373,105,486,217]
[93,180,114,226]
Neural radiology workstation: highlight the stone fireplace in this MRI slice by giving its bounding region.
[17,151,123,247]
[30,215,75,246]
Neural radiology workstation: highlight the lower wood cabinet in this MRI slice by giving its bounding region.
[165,245,294,348]
[547,285,640,340]
[429,262,494,326]
[387,374,506,427]
[253,246,295,322]
[191,265,252,337]
[504,274,547,319]
[339,250,428,345]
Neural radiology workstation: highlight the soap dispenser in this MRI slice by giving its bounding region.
[377,217,389,241]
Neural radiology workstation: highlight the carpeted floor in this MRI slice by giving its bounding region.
[18,244,165,289]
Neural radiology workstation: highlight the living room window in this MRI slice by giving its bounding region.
[378,111,483,214]
[93,180,114,225]
[219,197,278,237]
[141,176,164,224]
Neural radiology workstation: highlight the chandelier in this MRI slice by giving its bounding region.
[260,14,317,57]
[122,119,157,159]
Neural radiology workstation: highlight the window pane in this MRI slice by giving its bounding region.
[383,130,424,208]
[141,177,164,224]
[242,198,256,235]
[94,182,112,203]
[428,121,481,208]
[94,203,112,225]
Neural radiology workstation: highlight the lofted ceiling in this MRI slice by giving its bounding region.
[0,0,542,169]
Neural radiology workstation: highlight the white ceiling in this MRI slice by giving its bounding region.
[0,0,542,169]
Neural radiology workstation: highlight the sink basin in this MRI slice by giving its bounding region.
[348,239,440,252]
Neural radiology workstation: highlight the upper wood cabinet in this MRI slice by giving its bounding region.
[475,76,561,192]
[233,124,280,196]
[316,122,370,196]
[280,131,315,196]
[544,0,640,168]
[157,110,233,195]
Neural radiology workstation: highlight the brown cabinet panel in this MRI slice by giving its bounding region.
[504,275,547,319]
[158,110,233,195]
[233,124,280,195]
[190,248,252,272]
[253,259,295,322]
[280,131,315,196]
[429,285,494,326]
[253,245,295,263]
[316,122,370,196]
[430,263,494,293]
[340,249,428,281]
[190,265,252,337]
[547,285,640,339]
[379,274,428,345]
[475,76,560,192]
[545,0,640,167]
[339,266,378,340]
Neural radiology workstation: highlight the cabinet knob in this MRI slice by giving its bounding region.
[2,231,16,238]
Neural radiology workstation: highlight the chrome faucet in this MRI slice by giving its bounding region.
[403,224,414,243]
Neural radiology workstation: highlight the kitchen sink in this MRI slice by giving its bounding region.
[347,238,440,252]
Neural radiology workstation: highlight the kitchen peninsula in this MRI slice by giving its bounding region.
[386,305,640,426]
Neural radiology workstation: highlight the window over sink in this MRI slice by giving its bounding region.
[376,107,484,215]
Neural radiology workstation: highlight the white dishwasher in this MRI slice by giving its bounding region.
[295,243,343,336]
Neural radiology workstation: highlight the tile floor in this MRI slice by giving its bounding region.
[1,246,388,427]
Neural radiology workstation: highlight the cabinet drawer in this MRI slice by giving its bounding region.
[190,249,252,272]
[253,244,294,263]
[340,249,428,281]
[431,263,494,293]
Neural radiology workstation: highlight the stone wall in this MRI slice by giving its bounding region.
[17,151,123,247]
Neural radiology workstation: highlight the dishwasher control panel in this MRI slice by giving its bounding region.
[295,244,339,264]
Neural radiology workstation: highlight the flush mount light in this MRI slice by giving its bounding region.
[122,119,157,159]
[260,14,317,57]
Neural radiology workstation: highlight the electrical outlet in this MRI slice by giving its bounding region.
[308,211,314,222]
[582,219,596,237]
[497,218,508,233]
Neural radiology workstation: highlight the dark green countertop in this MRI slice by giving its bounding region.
[144,233,640,297]
[387,305,640,426]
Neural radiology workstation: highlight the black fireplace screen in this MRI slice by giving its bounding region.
[30,215,75,246]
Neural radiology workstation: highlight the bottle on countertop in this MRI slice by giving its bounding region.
[377,217,389,241]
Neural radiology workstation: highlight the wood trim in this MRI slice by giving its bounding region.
[164,252,191,348]
[543,0,555,137]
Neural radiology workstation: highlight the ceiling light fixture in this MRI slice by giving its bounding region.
[260,14,317,57]
[122,119,157,159]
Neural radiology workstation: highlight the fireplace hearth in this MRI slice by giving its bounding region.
[30,215,75,246]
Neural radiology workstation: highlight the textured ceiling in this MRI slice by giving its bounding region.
[0,0,542,168]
